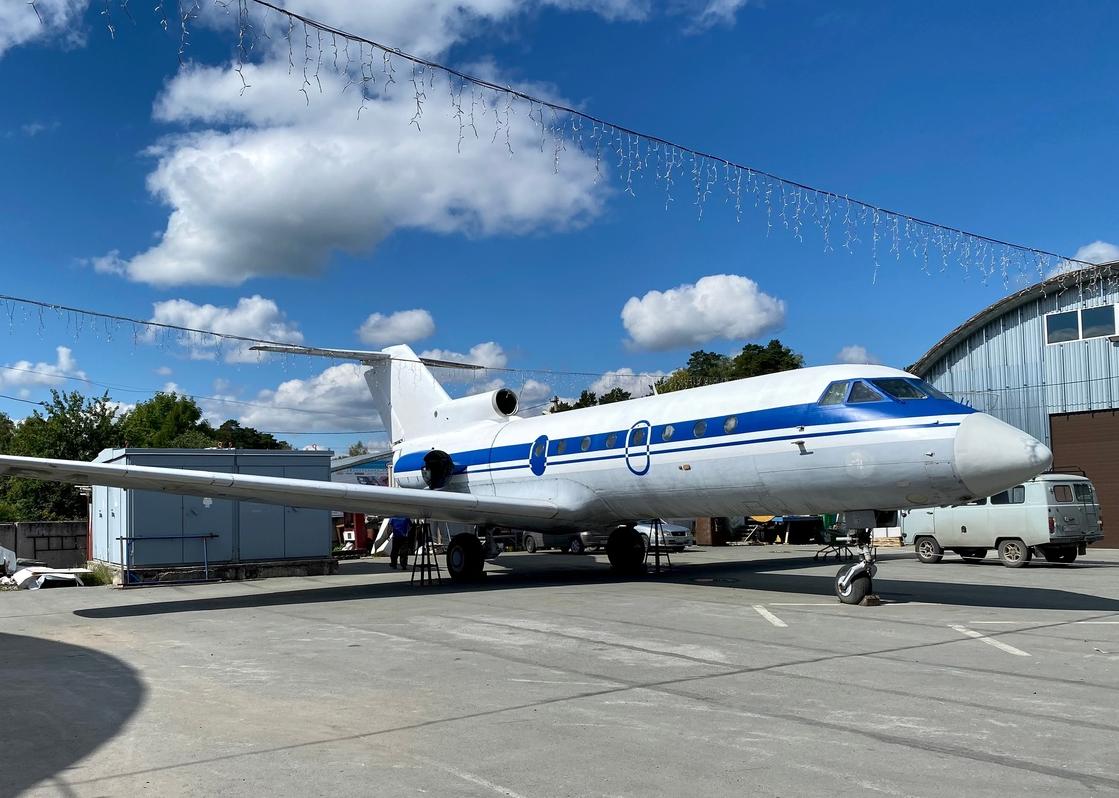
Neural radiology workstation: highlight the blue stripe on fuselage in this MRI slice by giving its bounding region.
[394,398,973,475]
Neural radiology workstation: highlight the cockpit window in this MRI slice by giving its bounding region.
[872,378,927,400]
[847,381,886,403]
[819,381,848,405]
[910,379,951,401]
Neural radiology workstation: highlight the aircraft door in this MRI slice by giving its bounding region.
[625,421,651,476]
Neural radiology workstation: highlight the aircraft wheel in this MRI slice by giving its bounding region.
[568,537,585,555]
[607,527,646,575]
[915,536,943,564]
[447,533,484,581]
[523,535,537,554]
[997,538,1032,568]
[835,563,871,605]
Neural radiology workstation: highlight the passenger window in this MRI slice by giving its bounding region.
[872,379,927,400]
[580,436,591,452]
[1053,485,1074,503]
[631,428,647,446]
[1011,486,1025,504]
[990,490,1011,505]
[662,424,675,441]
[847,381,885,403]
[1046,311,1079,344]
[556,440,567,455]
[1074,483,1095,502]
[533,442,544,458]
[819,381,847,405]
[693,420,707,437]
[605,433,618,448]
[723,416,738,434]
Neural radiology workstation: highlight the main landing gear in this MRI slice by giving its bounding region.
[834,528,877,605]
[607,525,647,576]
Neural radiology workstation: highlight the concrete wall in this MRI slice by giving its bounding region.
[0,521,87,571]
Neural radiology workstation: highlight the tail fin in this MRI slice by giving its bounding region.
[364,345,450,445]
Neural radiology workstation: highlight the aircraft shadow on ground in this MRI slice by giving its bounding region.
[74,552,1119,620]
[0,633,145,796]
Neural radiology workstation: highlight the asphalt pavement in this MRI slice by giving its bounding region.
[3,545,1119,797]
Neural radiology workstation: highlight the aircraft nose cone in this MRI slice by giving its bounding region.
[953,413,1052,498]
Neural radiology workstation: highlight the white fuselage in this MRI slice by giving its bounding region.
[392,365,1051,532]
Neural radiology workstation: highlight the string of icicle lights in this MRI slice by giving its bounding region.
[58,0,1107,291]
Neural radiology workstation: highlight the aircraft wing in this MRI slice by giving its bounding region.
[0,455,559,525]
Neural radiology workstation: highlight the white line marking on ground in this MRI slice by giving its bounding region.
[768,602,834,606]
[753,605,788,627]
[1073,621,1119,625]
[969,620,1119,625]
[949,624,1031,657]
[412,755,531,798]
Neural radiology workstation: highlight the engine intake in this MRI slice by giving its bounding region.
[422,450,455,489]
[432,388,519,427]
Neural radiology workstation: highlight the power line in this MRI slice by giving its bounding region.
[0,392,47,407]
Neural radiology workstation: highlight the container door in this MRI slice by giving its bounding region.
[238,465,285,560]
[282,465,332,558]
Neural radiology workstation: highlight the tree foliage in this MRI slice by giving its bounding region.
[656,339,804,394]
[348,441,370,457]
[548,388,633,413]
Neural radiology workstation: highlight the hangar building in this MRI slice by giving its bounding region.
[912,263,1119,545]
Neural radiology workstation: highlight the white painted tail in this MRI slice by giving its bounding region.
[364,345,450,445]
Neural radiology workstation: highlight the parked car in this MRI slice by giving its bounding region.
[634,520,694,552]
[901,473,1103,567]
[520,531,581,554]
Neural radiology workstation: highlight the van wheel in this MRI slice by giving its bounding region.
[997,539,1031,568]
[1053,547,1078,563]
[915,536,943,564]
[523,536,537,554]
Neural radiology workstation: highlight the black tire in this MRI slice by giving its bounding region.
[958,547,987,561]
[835,563,872,605]
[1041,547,1062,563]
[1057,547,1078,563]
[997,538,1032,568]
[523,535,538,554]
[915,536,943,564]
[447,533,484,581]
[607,527,647,575]
[568,537,586,555]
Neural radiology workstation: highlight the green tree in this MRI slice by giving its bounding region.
[548,390,601,414]
[2,390,123,520]
[348,441,370,457]
[214,420,289,450]
[598,387,632,405]
[0,412,14,453]
[656,339,804,394]
[119,393,212,448]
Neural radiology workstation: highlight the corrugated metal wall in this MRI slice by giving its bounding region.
[920,285,1119,447]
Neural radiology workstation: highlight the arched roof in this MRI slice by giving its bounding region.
[910,261,1119,376]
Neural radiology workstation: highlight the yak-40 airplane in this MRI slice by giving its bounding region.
[0,344,1051,604]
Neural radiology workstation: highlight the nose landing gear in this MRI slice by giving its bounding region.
[834,528,878,605]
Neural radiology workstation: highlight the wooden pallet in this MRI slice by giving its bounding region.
[871,537,904,548]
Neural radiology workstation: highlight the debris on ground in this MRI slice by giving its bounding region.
[10,567,92,590]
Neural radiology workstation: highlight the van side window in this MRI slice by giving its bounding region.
[1053,485,1074,503]
[819,381,847,405]
[1074,483,1095,502]
[991,487,1025,505]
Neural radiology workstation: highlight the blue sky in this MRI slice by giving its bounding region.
[1,0,1117,449]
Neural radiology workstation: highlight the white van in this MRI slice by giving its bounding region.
[901,473,1104,567]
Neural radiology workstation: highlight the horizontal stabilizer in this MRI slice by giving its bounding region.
[250,344,485,371]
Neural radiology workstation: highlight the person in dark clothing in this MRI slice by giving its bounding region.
[389,516,412,569]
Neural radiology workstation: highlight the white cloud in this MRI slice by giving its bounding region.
[97,25,607,287]
[145,295,303,363]
[589,367,664,397]
[0,346,85,389]
[222,362,379,434]
[836,345,881,365]
[689,0,751,30]
[357,309,435,346]
[0,0,85,59]
[1049,240,1119,278]
[84,248,126,276]
[421,341,508,370]
[515,378,553,415]
[155,365,173,376]
[621,274,786,351]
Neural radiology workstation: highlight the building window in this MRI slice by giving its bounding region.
[1081,306,1116,339]
[1045,311,1079,344]
[662,424,675,441]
